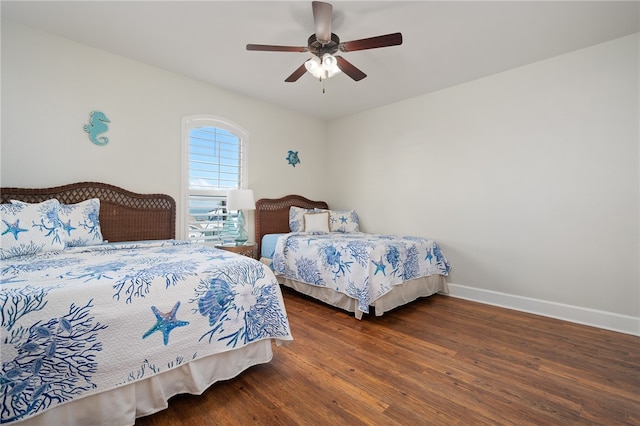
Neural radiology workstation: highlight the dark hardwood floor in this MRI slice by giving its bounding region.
[136,287,640,425]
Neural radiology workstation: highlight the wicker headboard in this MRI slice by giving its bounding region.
[254,194,328,256]
[0,182,176,242]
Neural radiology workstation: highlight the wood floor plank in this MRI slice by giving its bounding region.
[136,289,640,425]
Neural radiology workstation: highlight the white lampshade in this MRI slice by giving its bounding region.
[226,189,255,211]
[322,53,337,68]
[304,56,321,74]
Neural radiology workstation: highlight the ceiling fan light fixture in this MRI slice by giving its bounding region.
[304,54,341,80]
[322,53,336,68]
[304,56,321,74]
[322,54,341,78]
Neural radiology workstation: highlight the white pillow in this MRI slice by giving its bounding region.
[329,209,360,233]
[303,212,330,234]
[58,198,104,247]
[1,199,65,259]
[289,206,326,232]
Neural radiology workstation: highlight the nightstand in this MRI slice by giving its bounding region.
[215,243,257,259]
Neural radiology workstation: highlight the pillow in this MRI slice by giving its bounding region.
[329,209,360,233]
[57,198,104,247]
[303,212,330,234]
[289,206,327,232]
[1,199,65,259]
[11,198,104,247]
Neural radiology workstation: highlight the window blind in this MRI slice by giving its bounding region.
[185,123,244,244]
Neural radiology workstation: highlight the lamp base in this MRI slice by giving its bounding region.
[235,210,248,246]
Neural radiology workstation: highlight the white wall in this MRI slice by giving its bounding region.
[2,20,638,333]
[326,34,639,332]
[0,20,328,241]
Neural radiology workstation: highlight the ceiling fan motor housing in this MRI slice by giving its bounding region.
[308,33,341,57]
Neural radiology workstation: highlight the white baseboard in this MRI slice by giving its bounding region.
[445,283,640,336]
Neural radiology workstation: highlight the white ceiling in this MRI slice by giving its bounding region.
[2,1,639,120]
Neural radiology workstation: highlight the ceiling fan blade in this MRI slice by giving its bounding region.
[246,44,308,53]
[340,32,403,52]
[312,1,332,44]
[285,62,308,82]
[335,56,366,81]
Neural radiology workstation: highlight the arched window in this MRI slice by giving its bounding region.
[181,116,248,243]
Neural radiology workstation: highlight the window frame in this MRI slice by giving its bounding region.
[180,115,249,241]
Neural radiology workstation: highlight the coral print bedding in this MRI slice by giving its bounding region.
[0,240,292,424]
[271,233,451,314]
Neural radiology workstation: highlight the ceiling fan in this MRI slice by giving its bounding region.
[246,1,403,83]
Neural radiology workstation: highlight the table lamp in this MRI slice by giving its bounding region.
[226,189,255,245]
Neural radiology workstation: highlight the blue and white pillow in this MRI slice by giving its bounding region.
[1,199,65,259]
[329,209,360,233]
[58,198,104,247]
[290,206,360,233]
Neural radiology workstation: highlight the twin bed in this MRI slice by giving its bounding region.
[0,182,292,425]
[255,195,451,320]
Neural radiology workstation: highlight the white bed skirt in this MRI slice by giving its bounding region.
[278,273,448,319]
[12,339,274,426]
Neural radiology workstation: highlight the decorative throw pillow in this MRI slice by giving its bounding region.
[303,212,330,234]
[289,206,327,232]
[58,198,104,247]
[1,199,65,259]
[12,198,105,247]
[329,209,360,233]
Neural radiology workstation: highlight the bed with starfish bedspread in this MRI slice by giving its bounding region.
[255,195,451,319]
[0,182,292,425]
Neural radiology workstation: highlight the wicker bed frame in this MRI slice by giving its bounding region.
[254,194,328,256]
[0,181,175,242]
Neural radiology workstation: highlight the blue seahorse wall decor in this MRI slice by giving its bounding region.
[84,111,110,146]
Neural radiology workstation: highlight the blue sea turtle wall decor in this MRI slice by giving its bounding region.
[84,111,110,146]
[286,150,300,167]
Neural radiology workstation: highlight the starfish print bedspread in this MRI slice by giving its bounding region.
[271,232,451,314]
[0,240,292,424]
